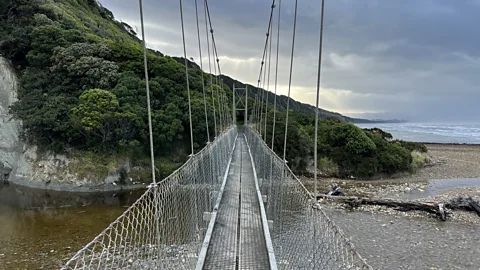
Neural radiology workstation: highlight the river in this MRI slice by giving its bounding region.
[0,183,144,270]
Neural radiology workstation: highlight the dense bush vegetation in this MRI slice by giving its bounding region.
[260,112,424,178]
[1,0,223,157]
[0,0,426,181]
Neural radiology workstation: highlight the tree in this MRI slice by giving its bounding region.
[152,103,184,154]
[51,43,119,91]
[72,89,135,148]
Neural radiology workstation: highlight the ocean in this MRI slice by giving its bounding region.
[355,123,480,144]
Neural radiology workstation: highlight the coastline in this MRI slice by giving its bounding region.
[419,142,480,146]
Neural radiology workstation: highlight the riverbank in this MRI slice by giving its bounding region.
[5,176,148,193]
[314,143,480,269]
[302,143,480,193]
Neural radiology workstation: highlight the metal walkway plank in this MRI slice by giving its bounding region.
[239,137,270,270]
[202,136,270,270]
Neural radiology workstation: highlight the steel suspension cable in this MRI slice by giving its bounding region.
[282,0,299,164]
[138,0,156,185]
[194,0,210,143]
[179,0,194,156]
[205,0,227,132]
[256,1,276,90]
[255,1,276,132]
[205,1,223,77]
[271,0,282,151]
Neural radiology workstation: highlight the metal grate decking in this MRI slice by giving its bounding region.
[202,136,271,270]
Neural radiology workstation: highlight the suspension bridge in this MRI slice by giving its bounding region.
[63,0,373,269]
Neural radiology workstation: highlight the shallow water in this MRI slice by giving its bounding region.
[0,183,144,270]
[400,178,480,200]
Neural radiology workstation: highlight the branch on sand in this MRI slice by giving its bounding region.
[317,185,480,221]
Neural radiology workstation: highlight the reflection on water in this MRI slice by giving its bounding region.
[0,183,144,270]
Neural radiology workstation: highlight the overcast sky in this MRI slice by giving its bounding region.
[99,0,480,122]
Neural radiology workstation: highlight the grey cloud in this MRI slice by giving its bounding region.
[99,0,480,122]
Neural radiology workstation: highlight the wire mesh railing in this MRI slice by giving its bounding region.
[244,126,373,270]
[62,127,237,270]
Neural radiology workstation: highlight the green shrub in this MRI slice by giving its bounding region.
[377,143,411,174]
[397,140,428,153]
[318,157,339,177]
[410,150,429,172]
[363,128,393,140]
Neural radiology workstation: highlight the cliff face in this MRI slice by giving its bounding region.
[0,56,21,182]
[0,56,130,191]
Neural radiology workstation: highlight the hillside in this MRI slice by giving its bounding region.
[0,0,423,187]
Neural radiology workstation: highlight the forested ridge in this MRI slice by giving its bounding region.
[0,0,426,182]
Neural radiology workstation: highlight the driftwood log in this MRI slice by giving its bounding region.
[317,194,449,221]
[318,184,480,221]
[445,197,480,217]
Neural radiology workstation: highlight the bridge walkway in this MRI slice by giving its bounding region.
[201,135,272,270]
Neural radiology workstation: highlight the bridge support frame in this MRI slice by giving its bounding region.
[233,83,248,124]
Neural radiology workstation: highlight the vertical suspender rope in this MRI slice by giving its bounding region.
[179,0,194,156]
[206,1,225,134]
[194,0,210,143]
[219,80,225,131]
[271,0,281,151]
[180,0,202,243]
[202,1,218,221]
[260,46,267,136]
[213,56,222,132]
[221,84,229,127]
[255,79,261,129]
[263,12,274,184]
[279,0,298,235]
[253,94,258,127]
[204,0,217,138]
[269,0,281,226]
[313,0,326,267]
[221,81,228,130]
[264,17,273,142]
[138,0,162,257]
[282,0,298,165]
[314,0,325,207]
[138,0,156,185]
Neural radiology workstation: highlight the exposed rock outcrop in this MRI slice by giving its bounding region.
[0,56,21,184]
